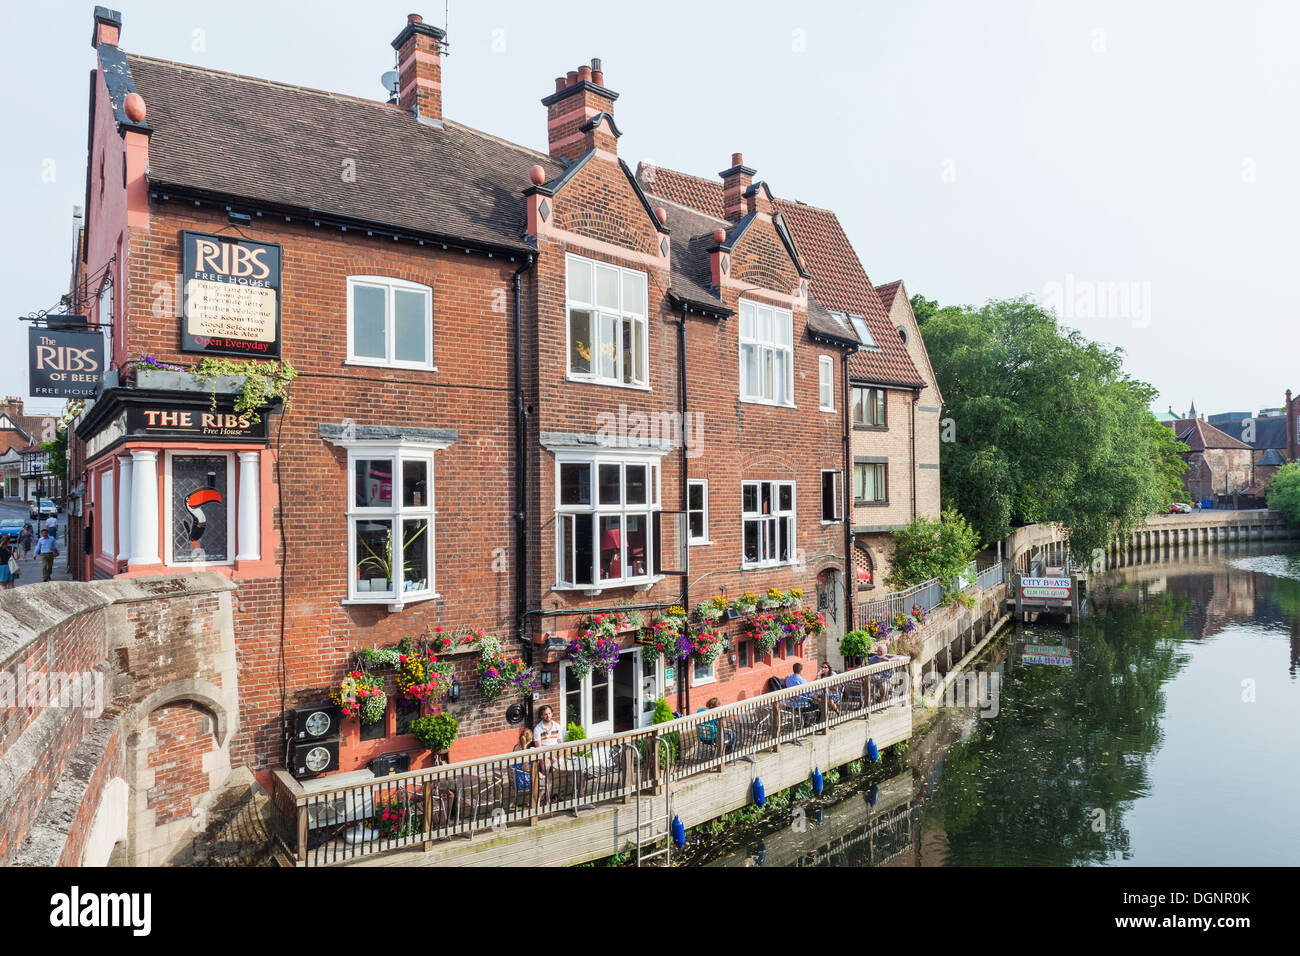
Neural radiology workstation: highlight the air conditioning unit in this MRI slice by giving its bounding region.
[289,738,340,778]
[289,704,341,741]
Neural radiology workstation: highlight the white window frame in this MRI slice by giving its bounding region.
[564,253,649,389]
[339,439,447,609]
[691,654,717,687]
[99,469,115,558]
[346,275,435,370]
[162,450,237,568]
[554,451,662,590]
[821,469,842,523]
[818,355,835,411]
[687,478,710,545]
[741,480,797,568]
[739,299,795,407]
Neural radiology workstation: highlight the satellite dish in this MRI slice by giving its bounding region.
[381,70,399,95]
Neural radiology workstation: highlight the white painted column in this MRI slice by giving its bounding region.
[115,454,133,563]
[236,451,261,561]
[129,449,160,566]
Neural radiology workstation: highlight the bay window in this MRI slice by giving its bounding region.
[345,444,439,607]
[739,300,794,405]
[566,254,648,387]
[347,276,434,369]
[742,480,796,567]
[556,454,661,587]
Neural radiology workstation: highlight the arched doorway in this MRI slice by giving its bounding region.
[816,566,845,666]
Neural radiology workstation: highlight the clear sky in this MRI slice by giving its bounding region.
[2,0,1296,416]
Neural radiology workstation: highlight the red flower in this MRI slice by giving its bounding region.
[435,626,444,632]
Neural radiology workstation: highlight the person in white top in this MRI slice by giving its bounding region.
[533,705,562,747]
[45,514,58,543]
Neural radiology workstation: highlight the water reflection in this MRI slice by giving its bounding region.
[701,544,1300,866]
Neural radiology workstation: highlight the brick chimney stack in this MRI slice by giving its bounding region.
[90,5,121,48]
[392,13,446,126]
[543,59,619,163]
[1287,388,1297,462]
[720,153,756,221]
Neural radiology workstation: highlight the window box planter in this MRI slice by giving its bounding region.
[136,367,246,395]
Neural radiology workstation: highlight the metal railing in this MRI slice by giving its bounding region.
[274,656,911,866]
[857,560,1006,627]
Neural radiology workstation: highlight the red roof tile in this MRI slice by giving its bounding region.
[639,165,925,388]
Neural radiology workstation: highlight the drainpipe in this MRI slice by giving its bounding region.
[842,350,854,630]
[911,388,919,520]
[513,256,535,726]
[678,303,691,716]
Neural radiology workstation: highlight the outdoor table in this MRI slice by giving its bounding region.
[439,772,481,827]
[549,755,591,805]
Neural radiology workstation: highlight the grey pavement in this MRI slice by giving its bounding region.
[0,499,73,586]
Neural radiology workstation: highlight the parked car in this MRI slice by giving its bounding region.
[29,498,58,519]
[1167,502,1193,514]
[0,518,24,541]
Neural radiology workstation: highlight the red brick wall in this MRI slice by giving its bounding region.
[146,702,214,825]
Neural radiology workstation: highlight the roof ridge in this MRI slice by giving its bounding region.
[124,52,559,165]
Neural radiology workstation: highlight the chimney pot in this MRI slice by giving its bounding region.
[591,58,602,71]
[592,69,604,85]
[554,76,566,92]
[408,13,422,23]
[566,70,579,86]
[732,152,743,166]
[578,65,592,82]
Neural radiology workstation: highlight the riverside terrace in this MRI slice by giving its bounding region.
[270,657,911,867]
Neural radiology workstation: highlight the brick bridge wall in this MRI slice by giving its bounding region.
[0,574,241,866]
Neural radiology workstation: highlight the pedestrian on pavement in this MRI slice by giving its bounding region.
[18,523,33,559]
[0,535,15,590]
[45,513,58,544]
[34,527,58,582]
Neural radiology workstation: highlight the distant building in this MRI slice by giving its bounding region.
[1164,418,1254,503]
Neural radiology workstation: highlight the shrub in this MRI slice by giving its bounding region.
[1267,462,1300,526]
[887,508,981,589]
[565,721,587,742]
[840,629,874,660]
[410,712,458,753]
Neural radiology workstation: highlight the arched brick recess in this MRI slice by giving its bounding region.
[144,700,218,826]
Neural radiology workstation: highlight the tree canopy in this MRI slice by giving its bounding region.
[920,296,1187,559]
[1265,462,1300,526]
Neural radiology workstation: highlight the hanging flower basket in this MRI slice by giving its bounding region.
[395,651,453,704]
[580,611,636,640]
[688,625,725,665]
[801,607,826,636]
[474,633,539,703]
[331,670,387,725]
[693,597,728,623]
[566,629,622,681]
[742,613,781,656]
[647,618,692,661]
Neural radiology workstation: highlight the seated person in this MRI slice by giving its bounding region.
[695,697,737,752]
[784,662,815,708]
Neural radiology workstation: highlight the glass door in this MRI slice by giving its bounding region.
[563,661,615,739]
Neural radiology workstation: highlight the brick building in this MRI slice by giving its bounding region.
[1164,418,1255,503]
[69,8,877,789]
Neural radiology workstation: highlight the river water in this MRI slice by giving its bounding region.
[701,545,1300,867]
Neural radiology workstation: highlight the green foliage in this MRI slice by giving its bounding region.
[921,296,1188,558]
[887,508,982,589]
[410,713,458,752]
[1266,462,1300,526]
[192,357,297,425]
[650,696,674,725]
[564,721,587,742]
[847,759,864,775]
[646,697,680,766]
[793,781,813,802]
[40,431,68,482]
[824,768,841,786]
[839,629,874,660]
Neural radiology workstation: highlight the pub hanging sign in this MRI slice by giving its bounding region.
[181,230,282,358]
[28,327,104,398]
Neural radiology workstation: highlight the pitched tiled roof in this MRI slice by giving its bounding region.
[875,280,902,313]
[125,54,565,254]
[1166,419,1253,452]
[640,165,925,388]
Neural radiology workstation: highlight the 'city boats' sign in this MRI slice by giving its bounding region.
[28,327,104,398]
[1020,576,1072,600]
[181,231,282,358]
